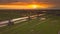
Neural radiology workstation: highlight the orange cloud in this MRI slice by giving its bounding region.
[0,2,54,9]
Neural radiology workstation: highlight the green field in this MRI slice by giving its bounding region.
[0,10,36,21]
[0,14,60,34]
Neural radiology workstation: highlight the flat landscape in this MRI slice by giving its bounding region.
[0,10,36,21]
[0,10,60,34]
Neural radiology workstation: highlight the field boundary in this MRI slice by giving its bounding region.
[0,15,38,27]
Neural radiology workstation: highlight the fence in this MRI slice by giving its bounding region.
[0,15,38,27]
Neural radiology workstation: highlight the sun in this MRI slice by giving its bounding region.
[28,4,40,9]
[31,5,38,8]
[27,4,52,9]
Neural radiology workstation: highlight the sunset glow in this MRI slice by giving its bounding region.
[30,5,38,9]
[0,3,54,9]
[27,4,40,9]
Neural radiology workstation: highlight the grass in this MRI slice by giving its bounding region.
[0,10,37,21]
[0,11,26,21]
[0,14,60,34]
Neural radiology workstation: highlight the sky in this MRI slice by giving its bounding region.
[0,0,60,9]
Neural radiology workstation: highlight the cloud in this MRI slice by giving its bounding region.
[0,0,60,9]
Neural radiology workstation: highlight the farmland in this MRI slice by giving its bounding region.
[0,9,60,34]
